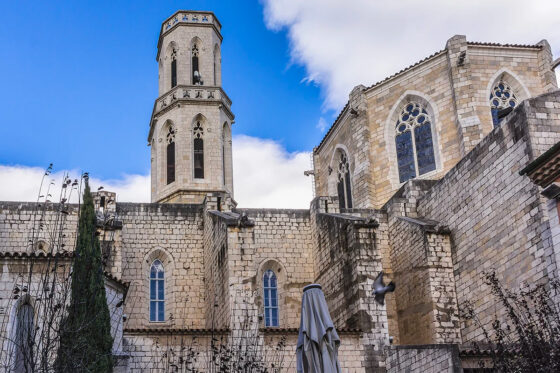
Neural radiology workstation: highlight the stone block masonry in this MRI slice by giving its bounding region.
[385,345,462,373]
[415,90,560,343]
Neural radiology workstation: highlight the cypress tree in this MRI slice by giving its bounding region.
[55,178,113,372]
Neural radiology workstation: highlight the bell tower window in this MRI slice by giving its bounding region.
[336,151,352,209]
[192,45,203,85]
[490,80,518,127]
[170,49,177,88]
[193,122,204,179]
[166,126,176,184]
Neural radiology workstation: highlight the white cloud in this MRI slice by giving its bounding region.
[0,165,150,203]
[232,135,313,208]
[316,117,328,133]
[0,136,314,208]
[262,0,560,110]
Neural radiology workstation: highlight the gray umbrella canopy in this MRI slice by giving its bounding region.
[296,284,341,373]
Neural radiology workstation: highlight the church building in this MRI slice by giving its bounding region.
[1,9,560,372]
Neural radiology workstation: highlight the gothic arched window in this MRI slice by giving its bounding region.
[337,151,352,209]
[166,126,176,185]
[395,102,436,183]
[192,44,202,85]
[13,301,34,373]
[170,48,177,88]
[490,80,518,127]
[149,260,165,322]
[193,122,204,179]
[263,270,278,327]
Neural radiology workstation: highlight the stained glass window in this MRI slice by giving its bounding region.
[336,151,353,209]
[490,81,517,127]
[193,122,204,179]
[166,126,175,185]
[150,260,165,322]
[395,102,436,183]
[263,270,278,327]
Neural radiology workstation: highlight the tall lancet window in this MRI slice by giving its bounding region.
[490,80,518,127]
[192,45,202,85]
[166,126,176,185]
[222,126,227,185]
[170,48,177,88]
[337,151,353,209]
[263,270,279,327]
[13,301,34,372]
[395,102,436,183]
[193,122,204,179]
[149,260,165,322]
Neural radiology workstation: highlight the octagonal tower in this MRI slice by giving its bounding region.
[148,11,234,203]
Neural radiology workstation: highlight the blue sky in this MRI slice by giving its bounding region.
[0,0,328,180]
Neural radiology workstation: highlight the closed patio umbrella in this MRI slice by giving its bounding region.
[296,284,341,373]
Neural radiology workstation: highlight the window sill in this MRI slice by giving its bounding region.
[397,167,441,187]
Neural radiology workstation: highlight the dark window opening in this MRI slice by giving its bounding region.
[194,138,204,179]
[337,178,346,209]
[167,141,175,184]
[192,45,202,85]
[171,58,177,88]
[193,121,204,179]
[336,151,352,210]
[166,126,176,185]
[14,302,34,373]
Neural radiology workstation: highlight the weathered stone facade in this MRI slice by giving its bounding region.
[1,8,560,373]
[314,35,557,209]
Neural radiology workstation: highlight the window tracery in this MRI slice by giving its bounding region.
[263,270,278,327]
[490,80,518,126]
[336,151,352,209]
[149,260,165,322]
[395,102,436,183]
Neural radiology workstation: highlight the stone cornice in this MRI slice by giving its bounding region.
[156,10,222,61]
[148,85,234,142]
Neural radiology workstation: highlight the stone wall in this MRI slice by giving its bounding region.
[117,203,207,330]
[313,36,557,210]
[0,202,79,255]
[387,215,460,345]
[310,198,389,372]
[415,91,560,342]
[385,345,461,373]
[0,257,127,369]
[222,208,315,330]
[203,208,230,329]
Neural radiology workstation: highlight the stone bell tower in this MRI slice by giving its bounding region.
[148,11,234,204]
